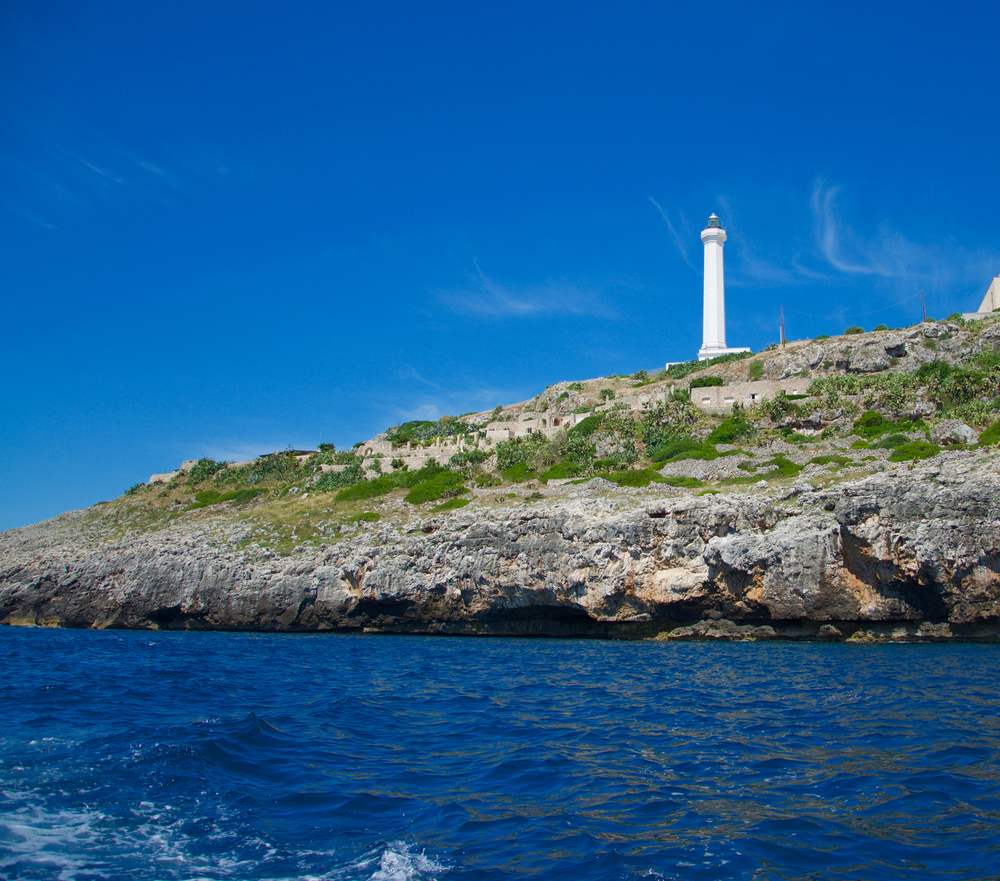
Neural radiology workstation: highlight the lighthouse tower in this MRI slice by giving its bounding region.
[698,213,749,361]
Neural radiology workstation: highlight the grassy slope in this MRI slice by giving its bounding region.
[75,316,1000,554]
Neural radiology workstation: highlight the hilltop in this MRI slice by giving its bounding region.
[2,314,999,640]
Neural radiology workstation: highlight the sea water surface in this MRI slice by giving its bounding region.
[1,629,998,881]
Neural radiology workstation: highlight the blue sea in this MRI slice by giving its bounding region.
[1,630,999,880]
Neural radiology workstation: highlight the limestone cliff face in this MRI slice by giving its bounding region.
[2,452,998,640]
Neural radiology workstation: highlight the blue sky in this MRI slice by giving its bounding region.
[3,1,999,529]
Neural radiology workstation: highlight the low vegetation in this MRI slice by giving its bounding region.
[101,316,999,553]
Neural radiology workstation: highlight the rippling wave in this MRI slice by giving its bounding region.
[1,629,998,879]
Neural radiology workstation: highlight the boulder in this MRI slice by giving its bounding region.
[931,420,977,446]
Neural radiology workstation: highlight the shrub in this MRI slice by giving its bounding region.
[189,487,263,509]
[474,472,502,487]
[809,454,851,466]
[318,442,336,453]
[640,400,701,450]
[540,461,583,481]
[980,420,1000,446]
[661,475,704,488]
[433,497,470,512]
[187,458,227,483]
[570,414,604,437]
[873,324,889,332]
[853,410,890,439]
[748,361,764,380]
[313,463,365,491]
[815,335,830,341]
[632,369,650,382]
[404,469,468,504]
[346,511,381,523]
[495,433,547,470]
[844,326,864,335]
[501,462,536,483]
[690,375,724,388]
[707,415,752,444]
[889,440,940,462]
[386,417,475,447]
[599,388,616,401]
[449,449,488,469]
[871,433,910,450]
[648,436,711,462]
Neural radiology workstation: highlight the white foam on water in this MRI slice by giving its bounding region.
[309,841,449,881]
[368,842,448,881]
[0,797,103,881]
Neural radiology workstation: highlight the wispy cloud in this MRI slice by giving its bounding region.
[73,155,124,185]
[715,194,827,286]
[380,366,527,427]
[810,180,892,276]
[438,261,615,319]
[648,196,695,270]
[810,178,1000,290]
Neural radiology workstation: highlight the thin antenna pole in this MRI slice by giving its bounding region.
[779,306,785,348]
[921,291,927,322]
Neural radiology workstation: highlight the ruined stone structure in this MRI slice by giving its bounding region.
[690,378,811,415]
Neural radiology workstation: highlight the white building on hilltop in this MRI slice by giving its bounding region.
[698,213,750,361]
[978,276,1000,314]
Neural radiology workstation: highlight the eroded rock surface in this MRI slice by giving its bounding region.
[2,452,998,640]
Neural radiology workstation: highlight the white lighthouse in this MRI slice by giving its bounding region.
[698,213,749,360]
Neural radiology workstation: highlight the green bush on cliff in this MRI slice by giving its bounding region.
[187,458,226,483]
[888,440,940,461]
[748,361,764,380]
[707,415,752,444]
[649,436,720,463]
[404,469,468,504]
[599,468,666,487]
[690,375,724,388]
[313,463,365,492]
[189,488,263,509]
[978,420,1000,446]
[433,497,470,512]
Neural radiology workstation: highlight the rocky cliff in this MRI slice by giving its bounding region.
[3,450,998,640]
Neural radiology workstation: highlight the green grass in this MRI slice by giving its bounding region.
[334,474,400,502]
[853,410,925,441]
[689,375,723,388]
[748,361,764,380]
[432,497,471,512]
[189,488,263,509]
[649,437,719,463]
[871,432,911,450]
[404,470,468,504]
[539,461,583,481]
[346,511,381,523]
[569,414,603,437]
[888,440,941,462]
[980,420,1000,446]
[501,463,537,483]
[707,416,752,444]
[660,475,704,488]
[334,463,460,502]
[724,454,803,484]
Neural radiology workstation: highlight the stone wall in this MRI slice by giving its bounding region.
[689,377,811,415]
